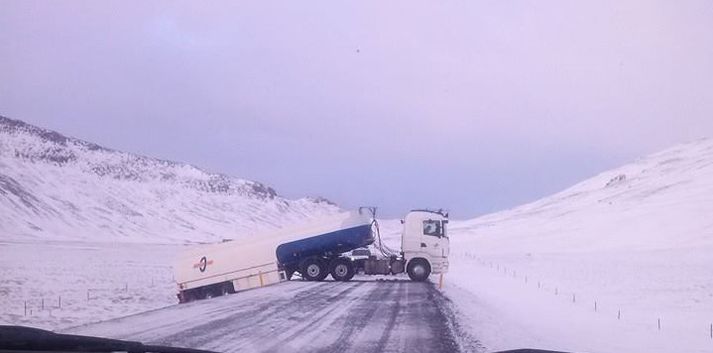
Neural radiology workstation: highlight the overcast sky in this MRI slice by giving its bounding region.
[1,1,712,218]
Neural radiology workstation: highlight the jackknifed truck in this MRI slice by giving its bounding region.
[174,208,449,303]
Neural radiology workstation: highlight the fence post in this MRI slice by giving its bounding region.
[572,293,576,303]
[617,309,621,320]
[594,301,597,312]
[24,301,27,316]
[555,287,558,295]
[658,318,661,330]
[124,283,128,292]
[41,298,44,311]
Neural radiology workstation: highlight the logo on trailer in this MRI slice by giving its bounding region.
[193,256,214,272]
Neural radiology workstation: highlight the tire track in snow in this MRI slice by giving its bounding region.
[245,281,369,353]
[312,281,392,353]
[161,281,363,350]
[371,282,403,353]
[69,279,478,353]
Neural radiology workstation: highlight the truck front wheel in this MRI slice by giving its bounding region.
[407,258,431,282]
[330,258,355,281]
[300,257,329,281]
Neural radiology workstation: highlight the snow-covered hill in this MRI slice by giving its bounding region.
[0,116,339,243]
[455,137,713,252]
[448,138,713,353]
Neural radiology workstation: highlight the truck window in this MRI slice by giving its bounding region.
[423,220,442,237]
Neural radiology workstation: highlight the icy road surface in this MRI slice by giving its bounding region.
[68,279,479,353]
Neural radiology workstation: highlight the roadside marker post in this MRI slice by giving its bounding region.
[439,274,444,290]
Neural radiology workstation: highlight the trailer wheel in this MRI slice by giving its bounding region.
[220,283,231,296]
[330,258,355,281]
[301,257,328,281]
[407,258,431,282]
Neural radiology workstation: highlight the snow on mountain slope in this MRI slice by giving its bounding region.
[447,138,713,353]
[0,116,339,243]
[455,137,713,252]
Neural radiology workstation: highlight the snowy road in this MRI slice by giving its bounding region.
[68,279,477,353]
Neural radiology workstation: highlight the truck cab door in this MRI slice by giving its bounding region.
[421,219,447,258]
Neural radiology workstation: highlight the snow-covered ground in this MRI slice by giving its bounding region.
[0,240,181,330]
[446,138,713,353]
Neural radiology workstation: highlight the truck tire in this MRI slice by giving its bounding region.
[330,258,355,281]
[300,257,328,281]
[407,258,431,282]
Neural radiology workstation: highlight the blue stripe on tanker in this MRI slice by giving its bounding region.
[275,224,375,266]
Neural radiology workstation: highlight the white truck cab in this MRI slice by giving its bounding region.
[400,210,450,281]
